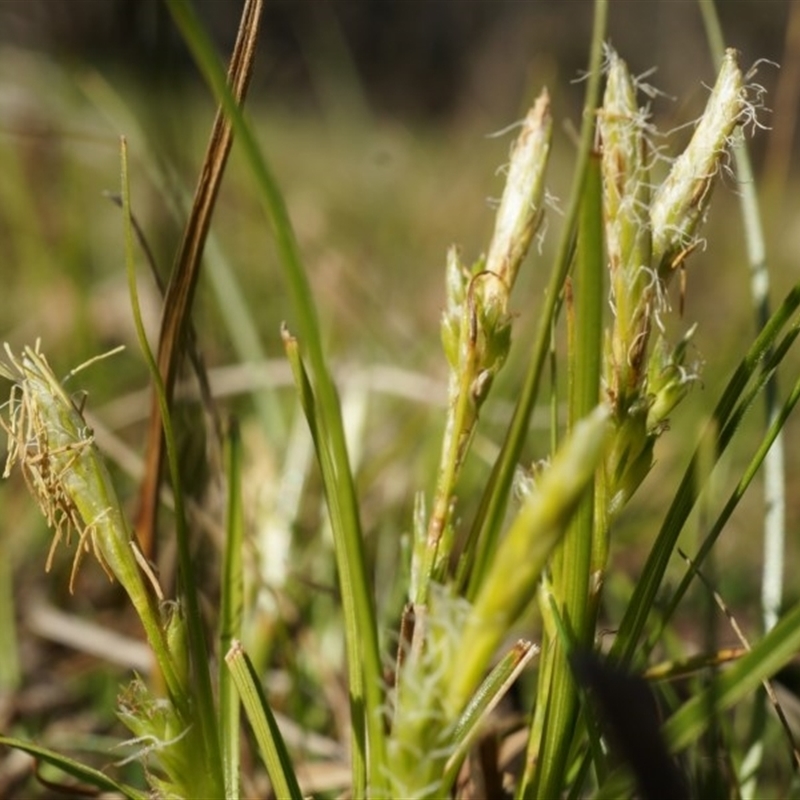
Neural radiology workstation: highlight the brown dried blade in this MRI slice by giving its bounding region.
[135,0,263,559]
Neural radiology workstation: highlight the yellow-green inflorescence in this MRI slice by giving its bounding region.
[0,341,212,797]
[397,93,554,797]
[415,91,552,602]
[600,47,745,515]
[0,342,151,597]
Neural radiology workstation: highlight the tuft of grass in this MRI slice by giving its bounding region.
[3,1,800,798]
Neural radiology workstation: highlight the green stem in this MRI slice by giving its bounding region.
[165,2,386,793]
[220,419,244,799]
[120,137,224,796]
[466,0,608,602]
[527,153,604,800]
[699,0,783,639]
[610,282,800,667]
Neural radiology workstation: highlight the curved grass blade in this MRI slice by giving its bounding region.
[168,0,385,796]
[610,282,800,667]
[440,640,538,795]
[121,138,224,796]
[0,737,147,800]
[699,0,782,634]
[164,3,387,794]
[699,1,783,789]
[280,327,376,794]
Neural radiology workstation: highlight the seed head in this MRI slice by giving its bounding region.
[650,48,745,275]
[1,342,142,594]
[481,90,552,314]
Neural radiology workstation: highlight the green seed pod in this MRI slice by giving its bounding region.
[646,325,699,429]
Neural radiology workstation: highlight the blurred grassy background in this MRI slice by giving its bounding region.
[0,0,799,793]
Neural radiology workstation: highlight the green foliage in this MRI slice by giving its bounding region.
[2,0,799,798]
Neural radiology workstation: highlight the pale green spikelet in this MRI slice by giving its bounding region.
[440,245,470,370]
[599,46,653,410]
[117,677,209,800]
[389,584,469,799]
[0,342,222,796]
[646,323,700,430]
[598,49,745,519]
[416,91,554,601]
[650,48,744,276]
[0,342,149,597]
[482,89,552,314]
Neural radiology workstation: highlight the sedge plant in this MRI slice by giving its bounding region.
[5,0,800,798]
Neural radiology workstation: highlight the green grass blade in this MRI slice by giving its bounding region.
[568,154,605,432]
[647,345,800,651]
[0,737,148,800]
[220,419,245,800]
[225,641,303,800]
[699,3,782,789]
[700,0,784,637]
[610,282,800,667]
[440,640,538,795]
[466,0,608,601]
[663,598,800,752]
[120,136,224,795]
[164,2,386,793]
[280,328,372,795]
[528,153,604,800]
[78,73,286,443]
